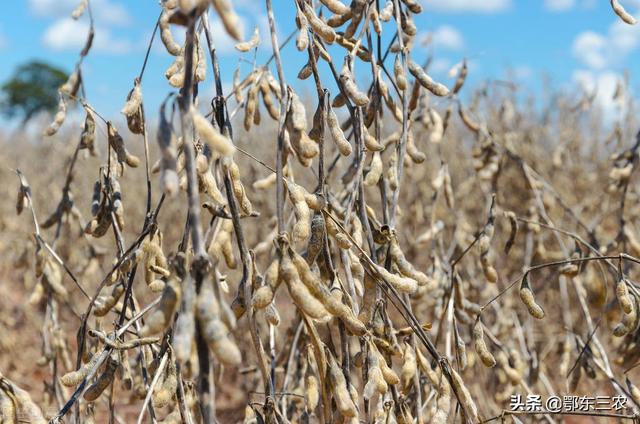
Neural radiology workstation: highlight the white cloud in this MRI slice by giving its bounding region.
[544,0,575,11]
[204,10,273,56]
[572,31,607,69]
[572,15,640,69]
[421,0,511,13]
[430,25,464,50]
[29,0,131,26]
[572,69,625,119]
[543,0,598,11]
[43,18,133,54]
[207,15,246,54]
[511,65,533,81]
[429,58,451,75]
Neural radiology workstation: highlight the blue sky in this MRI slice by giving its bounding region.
[0,0,639,121]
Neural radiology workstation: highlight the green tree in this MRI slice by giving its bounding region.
[1,61,69,124]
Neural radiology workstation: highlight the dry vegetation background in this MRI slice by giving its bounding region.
[3,0,640,423]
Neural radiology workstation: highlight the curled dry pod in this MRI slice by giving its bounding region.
[0,376,47,424]
[121,80,144,134]
[291,249,366,335]
[406,132,426,163]
[400,342,417,392]
[473,320,496,367]
[211,0,243,41]
[627,377,640,406]
[320,0,350,14]
[264,257,281,293]
[15,170,31,216]
[364,151,383,186]
[428,108,444,144]
[199,168,227,205]
[174,274,196,364]
[289,129,318,164]
[107,122,140,168]
[340,61,369,106]
[44,95,67,136]
[373,263,418,294]
[209,219,237,269]
[290,90,307,131]
[140,275,182,336]
[394,54,407,91]
[389,235,429,285]
[264,303,281,326]
[559,260,579,277]
[306,212,326,265]
[304,192,325,211]
[363,341,388,400]
[60,69,80,96]
[232,66,244,103]
[611,0,637,24]
[326,10,351,27]
[166,53,184,87]
[358,273,376,324]
[402,0,422,13]
[159,9,181,55]
[286,181,311,246]
[142,237,170,291]
[452,59,468,94]
[324,216,351,249]
[519,274,545,319]
[504,211,518,254]
[296,6,309,51]
[326,349,358,417]
[407,60,450,97]
[458,103,481,133]
[614,293,639,336]
[94,284,125,317]
[71,0,88,19]
[372,342,400,385]
[387,150,398,191]
[153,360,177,408]
[195,38,207,82]
[298,62,313,80]
[303,2,336,44]
[157,101,179,195]
[332,91,347,108]
[252,172,277,190]
[80,106,97,154]
[223,157,254,215]
[61,353,99,387]
[252,285,274,309]
[83,354,119,401]
[617,278,633,314]
[244,82,259,131]
[449,368,479,423]
[380,0,394,21]
[191,106,236,157]
[363,126,384,152]
[454,324,468,370]
[400,11,417,36]
[327,103,352,156]
[260,78,280,120]
[111,177,125,229]
[235,26,260,52]
[305,373,320,411]
[497,351,522,385]
[280,251,329,321]
[197,279,242,365]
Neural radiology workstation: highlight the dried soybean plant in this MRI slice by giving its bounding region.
[7,0,640,423]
